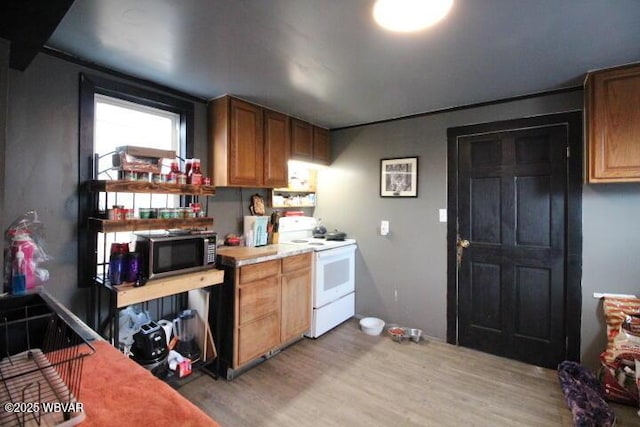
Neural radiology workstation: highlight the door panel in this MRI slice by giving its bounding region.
[469,262,502,331]
[515,266,551,340]
[470,177,501,244]
[515,176,551,247]
[456,125,567,368]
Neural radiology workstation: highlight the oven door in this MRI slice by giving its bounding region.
[314,244,356,308]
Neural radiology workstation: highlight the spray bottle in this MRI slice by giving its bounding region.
[11,247,26,295]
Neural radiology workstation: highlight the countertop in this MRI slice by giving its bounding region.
[80,341,220,426]
[216,244,314,267]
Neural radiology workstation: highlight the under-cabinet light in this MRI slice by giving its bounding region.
[288,160,328,170]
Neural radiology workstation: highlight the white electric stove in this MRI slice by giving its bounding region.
[277,216,356,250]
[278,216,357,338]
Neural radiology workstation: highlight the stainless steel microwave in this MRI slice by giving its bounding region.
[135,231,217,280]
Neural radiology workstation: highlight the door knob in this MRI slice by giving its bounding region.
[456,237,470,267]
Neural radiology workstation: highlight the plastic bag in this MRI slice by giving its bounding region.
[3,211,51,293]
[118,305,152,349]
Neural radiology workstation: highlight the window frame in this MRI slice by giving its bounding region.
[79,73,194,181]
[93,93,181,179]
[78,73,195,290]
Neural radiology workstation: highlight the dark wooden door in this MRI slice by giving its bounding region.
[448,113,582,369]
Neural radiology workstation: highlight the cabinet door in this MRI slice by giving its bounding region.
[586,65,640,182]
[239,259,280,284]
[281,260,312,342]
[237,312,280,367]
[312,126,331,165]
[229,98,264,186]
[264,109,290,187]
[238,276,280,325]
[290,118,313,161]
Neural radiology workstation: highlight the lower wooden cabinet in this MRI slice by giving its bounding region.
[281,255,312,342]
[216,252,312,374]
[237,311,280,366]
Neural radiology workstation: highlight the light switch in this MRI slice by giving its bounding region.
[439,209,447,223]
[380,220,390,236]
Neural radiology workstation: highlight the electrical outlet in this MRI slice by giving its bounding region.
[381,220,390,235]
[439,209,447,223]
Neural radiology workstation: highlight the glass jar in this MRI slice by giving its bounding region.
[189,158,202,185]
[168,161,181,184]
[119,170,137,181]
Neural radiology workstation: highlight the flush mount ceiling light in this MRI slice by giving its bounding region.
[373,0,453,32]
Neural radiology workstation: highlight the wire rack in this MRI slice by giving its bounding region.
[0,297,95,427]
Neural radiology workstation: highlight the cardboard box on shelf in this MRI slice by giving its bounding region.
[112,145,177,174]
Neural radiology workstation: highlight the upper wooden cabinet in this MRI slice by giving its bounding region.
[209,96,288,188]
[312,126,331,165]
[291,118,331,165]
[263,109,290,187]
[586,63,640,183]
[290,118,313,160]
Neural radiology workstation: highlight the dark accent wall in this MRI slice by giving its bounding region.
[319,92,640,368]
[0,38,8,263]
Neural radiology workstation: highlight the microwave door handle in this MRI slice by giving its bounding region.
[203,238,209,265]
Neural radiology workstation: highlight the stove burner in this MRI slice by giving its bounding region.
[291,239,309,243]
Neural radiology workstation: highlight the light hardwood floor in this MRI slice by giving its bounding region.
[179,320,639,426]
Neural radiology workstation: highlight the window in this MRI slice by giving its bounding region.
[78,73,196,288]
[94,94,180,179]
[93,95,183,273]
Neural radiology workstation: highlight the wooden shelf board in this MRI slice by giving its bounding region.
[273,189,315,193]
[88,180,216,196]
[112,268,224,308]
[271,205,315,208]
[89,217,214,232]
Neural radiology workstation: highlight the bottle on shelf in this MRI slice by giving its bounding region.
[189,158,203,185]
[11,247,27,295]
[168,160,181,184]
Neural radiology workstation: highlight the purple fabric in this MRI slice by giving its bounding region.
[558,361,616,427]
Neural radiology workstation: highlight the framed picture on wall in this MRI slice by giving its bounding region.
[380,157,418,197]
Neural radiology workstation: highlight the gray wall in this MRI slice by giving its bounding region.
[317,91,640,368]
[1,39,8,266]
[4,52,256,318]
[581,184,640,367]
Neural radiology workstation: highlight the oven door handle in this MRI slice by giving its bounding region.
[315,245,356,260]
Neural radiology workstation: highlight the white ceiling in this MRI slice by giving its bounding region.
[46,0,640,129]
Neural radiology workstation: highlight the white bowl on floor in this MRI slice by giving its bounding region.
[360,317,385,335]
